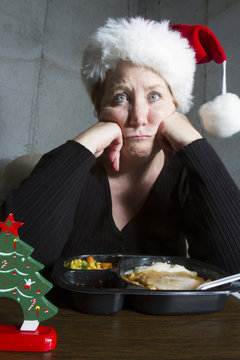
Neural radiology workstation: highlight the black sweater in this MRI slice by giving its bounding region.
[1,138,240,273]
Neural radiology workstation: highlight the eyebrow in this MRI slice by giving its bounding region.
[148,84,168,91]
[109,83,168,93]
[109,83,130,92]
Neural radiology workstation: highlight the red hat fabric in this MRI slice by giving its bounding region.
[170,23,240,137]
[170,24,226,64]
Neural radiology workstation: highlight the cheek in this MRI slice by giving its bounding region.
[98,107,128,125]
[149,102,176,125]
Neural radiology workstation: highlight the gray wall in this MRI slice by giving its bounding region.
[0,0,240,186]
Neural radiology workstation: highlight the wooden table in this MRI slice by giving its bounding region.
[1,293,240,360]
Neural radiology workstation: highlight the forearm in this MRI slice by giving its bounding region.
[0,140,96,266]
[179,138,240,273]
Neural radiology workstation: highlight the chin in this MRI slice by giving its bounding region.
[123,142,159,160]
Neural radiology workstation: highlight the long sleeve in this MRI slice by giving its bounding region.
[1,137,239,274]
[178,138,240,274]
[0,140,96,266]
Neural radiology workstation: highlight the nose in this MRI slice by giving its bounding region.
[128,100,148,127]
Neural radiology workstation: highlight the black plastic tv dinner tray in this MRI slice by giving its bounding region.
[51,254,240,315]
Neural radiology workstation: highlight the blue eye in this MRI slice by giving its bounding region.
[148,92,160,102]
[113,93,128,102]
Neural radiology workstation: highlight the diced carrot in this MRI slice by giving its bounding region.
[86,256,95,264]
[100,263,112,269]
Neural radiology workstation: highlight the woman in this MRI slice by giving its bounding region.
[76,61,201,229]
[1,18,240,273]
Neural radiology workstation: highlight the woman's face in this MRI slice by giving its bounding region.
[99,61,176,161]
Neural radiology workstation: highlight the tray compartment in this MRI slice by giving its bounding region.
[72,292,125,315]
[118,255,227,282]
[127,292,228,315]
[63,254,123,270]
[65,271,126,315]
[118,255,235,314]
[64,268,127,290]
[58,254,128,315]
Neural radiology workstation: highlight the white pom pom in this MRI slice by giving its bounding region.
[199,93,240,137]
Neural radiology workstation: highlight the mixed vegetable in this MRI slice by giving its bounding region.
[64,256,113,270]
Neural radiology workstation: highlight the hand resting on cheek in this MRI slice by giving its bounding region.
[73,121,123,171]
[157,112,203,160]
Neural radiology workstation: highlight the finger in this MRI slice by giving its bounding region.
[107,134,123,169]
[112,152,120,171]
[107,148,120,171]
[158,135,174,161]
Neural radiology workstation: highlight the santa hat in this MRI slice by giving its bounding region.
[82,17,240,137]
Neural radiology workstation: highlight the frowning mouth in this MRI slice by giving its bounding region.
[124,135,154,140]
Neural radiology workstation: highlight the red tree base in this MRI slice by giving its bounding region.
[0,325,57,352]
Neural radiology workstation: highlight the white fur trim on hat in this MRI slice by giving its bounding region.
[82,17,196,113]
[199,93,240,137]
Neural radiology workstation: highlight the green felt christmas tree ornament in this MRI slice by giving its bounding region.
[0,213,58,351]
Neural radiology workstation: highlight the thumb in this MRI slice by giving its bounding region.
[157,130,174,161]
[106,135,123,171]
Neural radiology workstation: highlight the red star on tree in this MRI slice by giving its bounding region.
[0,213,24,236]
